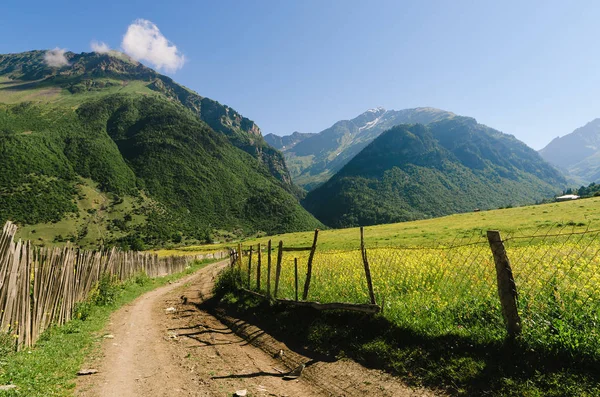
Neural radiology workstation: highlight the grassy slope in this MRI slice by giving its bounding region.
[15,179,150,249]
[0,259,218,397]
[0,95,322,248]
[171,196,600,254]
[0,50,295,193]
[0,76,156,106]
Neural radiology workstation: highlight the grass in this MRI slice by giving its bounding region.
[254,238,600,358]
[218,289,600,396]
[177,196,600,252]
[0,258,219,396]
[207,197,600,396]
[15,178,153,249]
[0,78,156,107]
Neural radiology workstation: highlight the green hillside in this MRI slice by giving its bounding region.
[303,118,566,227]
[282,107,455,190]
[0,51,322,248]
[0,50,295,191]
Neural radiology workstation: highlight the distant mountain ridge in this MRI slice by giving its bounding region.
[539,119,600,184]
[280,107,456,190]
[303,117,566,227]
[264,131,315,150]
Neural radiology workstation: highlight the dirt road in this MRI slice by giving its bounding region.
[77,260,439,397]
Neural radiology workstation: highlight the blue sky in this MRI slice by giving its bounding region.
[2,0,599,149]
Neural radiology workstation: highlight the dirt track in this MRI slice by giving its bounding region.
[77,260,440,397]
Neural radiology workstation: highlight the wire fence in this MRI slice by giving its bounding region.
[238,226,600,359]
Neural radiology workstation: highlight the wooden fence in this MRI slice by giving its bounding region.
[0,221,228,351]
[231,227,523,338]
[230,228,382,314]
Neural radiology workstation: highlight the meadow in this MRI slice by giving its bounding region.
[223,197,600,361]
[257,235,600,359]
[174,195,600,253]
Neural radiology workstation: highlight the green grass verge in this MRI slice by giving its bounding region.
[213,269,600,397]
[180,196,600,252]
[0,258,220,396]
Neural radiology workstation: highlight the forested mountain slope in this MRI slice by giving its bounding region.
[281,107,455,190]
[0,50,294,188]
[303,117,566,227]
[0,51,321,248]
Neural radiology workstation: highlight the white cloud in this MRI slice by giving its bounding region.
[121,19,185,72]
[91,41,111,53]
[44,48,70,68]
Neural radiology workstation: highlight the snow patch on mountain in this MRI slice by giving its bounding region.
[359,110,388,132]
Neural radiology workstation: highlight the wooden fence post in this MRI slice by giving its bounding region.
[360,227,376,305]
[257,243,262,291]
[487,230,522,338]
[294,258,299,302]
[237,243,243,286]
[274,241,283,298]
[247,246,253,289]
[302,229,319,301]
[267,240,272,298]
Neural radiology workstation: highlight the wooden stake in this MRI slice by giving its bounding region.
[247,246,253,289]
[294,258,299,302]
[487,230,522,338]
[274,241,283,298]
[267,240,272,298]
[360,227,376,305]
[257,243,262,291]
[302,229,319,301]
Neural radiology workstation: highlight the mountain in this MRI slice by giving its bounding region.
[539,119,600,184]
[264,131,315,150]
[280,107,456,190]
[0,50,294,188]
[0,50,321,248]
[303,117,566,228]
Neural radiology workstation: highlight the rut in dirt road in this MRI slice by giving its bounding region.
[77,260,441,397]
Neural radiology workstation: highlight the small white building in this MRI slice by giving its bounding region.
[556,194,580,201]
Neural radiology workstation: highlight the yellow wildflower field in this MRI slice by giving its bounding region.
[244,231,600,356]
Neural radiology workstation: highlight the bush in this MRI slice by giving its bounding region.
[0,332,15,357]
[94,274,121,306]
[73,300,94,321]
[213,267,242,297]
[134,272,151,286]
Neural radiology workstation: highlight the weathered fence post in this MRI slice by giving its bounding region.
[294,258,299,302]
[256,243,262,291]
[302,229,319,301]
[274,241,283,298]
[486,230,522,338]
[360,227,376,305]
[229,248,236,268]
[247,246,253,289]
[236,243,243,286]
[267,240,272,298]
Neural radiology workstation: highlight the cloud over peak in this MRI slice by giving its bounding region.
[91,41,111,53]
[121,19,185,72]
[44,48,70,68]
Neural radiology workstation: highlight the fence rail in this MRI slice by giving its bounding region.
[0,221,228,351]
